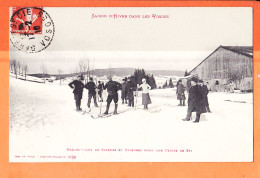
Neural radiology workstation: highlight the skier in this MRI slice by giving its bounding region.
[68,75,84,111]
[201,81,211,113]
[137,78,152,110]
[182,77,206,123]
[103,76,122,115]
[176,80,186,106]
[126,77,136,107]
[97,81,104,102]
[121,77,128,104]
[84,77,98,109]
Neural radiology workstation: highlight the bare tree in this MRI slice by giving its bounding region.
[78,60,84,74]
[9,60,13,73]
[228,68,243,89]
[21,62,24,76]
[58,69,62,85]
[79,60,88,84]
[41,63,47,84]
[91,59,94,78]
[12,60,18,79]
[24,64,28,80]
[17,61,21,75]
[87,59,90,82]
[83,60,88,84]
[70,70,74,79]
[74,66,78,79]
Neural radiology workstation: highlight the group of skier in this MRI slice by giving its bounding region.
[68,75,152,115]
[68,75,211,122]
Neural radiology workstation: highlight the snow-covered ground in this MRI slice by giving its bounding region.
[9,74,253,162]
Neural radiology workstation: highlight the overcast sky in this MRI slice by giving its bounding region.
[10,7,253,74]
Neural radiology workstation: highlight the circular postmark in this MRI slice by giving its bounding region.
[10,7,55,53]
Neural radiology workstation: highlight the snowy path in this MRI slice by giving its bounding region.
[9,77,253,162]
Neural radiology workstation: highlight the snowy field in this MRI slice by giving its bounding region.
[9,75,253,162]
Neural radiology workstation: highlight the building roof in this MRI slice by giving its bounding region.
[189,45,253,73]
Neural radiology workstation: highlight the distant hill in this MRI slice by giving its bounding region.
[29,68,184,79]
[146,69,184,77]
[93,68,135,77]
[91,68,184,77]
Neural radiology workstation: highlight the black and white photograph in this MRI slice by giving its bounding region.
[9,7,253,162]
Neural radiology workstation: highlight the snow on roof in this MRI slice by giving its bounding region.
[221,46,253,57]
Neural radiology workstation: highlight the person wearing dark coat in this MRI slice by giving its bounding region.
[126,77,136,107]
[68,75,84,111]
[84,77,98,108]
[121,78,128,104]
[103,76,122,115]
[176,80,186,106]
[97,81,104,102]
[202,81,211,113]
[183,78,206,123]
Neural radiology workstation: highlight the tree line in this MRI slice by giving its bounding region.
[160,70,189,89]
[129,69,157,89]
[161,78,174,89]
[9,59,28,80]
[9,60,160,89]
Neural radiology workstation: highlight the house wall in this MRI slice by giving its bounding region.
[190,47,253,91]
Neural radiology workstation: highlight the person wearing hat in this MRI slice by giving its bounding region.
[137,78,152,110]
[68,75,85,111]
[201,81,211,113]
[176,80,186,106]
[103,76,122,115]
[197,79,211,113]
[126,77,136,107]
[121,77,128,104]
[183,77,206,123]
[97,81,104,102]
[84,77,98,109]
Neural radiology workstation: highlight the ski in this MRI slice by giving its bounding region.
[91,107,133,119]
[82,109,91,115]
[91,113,114,119]
[224,99,246,103]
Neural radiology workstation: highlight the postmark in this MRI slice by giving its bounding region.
[10,7,55,53]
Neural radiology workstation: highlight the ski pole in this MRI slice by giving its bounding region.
[94,86,102,116]
[99,96,102,115]
[135,86,138,110]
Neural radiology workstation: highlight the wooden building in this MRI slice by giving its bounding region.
[189,46,253,91]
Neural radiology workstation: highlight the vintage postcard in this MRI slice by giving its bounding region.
[9,7,253,162]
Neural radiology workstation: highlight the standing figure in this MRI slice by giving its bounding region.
[97,81,104,102]
[138,78,152,110]
[68,75,84,111]
[202,81,211,113]
[84,77,98,109]
[186,80,191,92]
[240,81,245,93]
[176,80,186,106]
[103,76,122,115]
[182,78,206,123]
[121,77,128,104]
[126,77,136,107]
